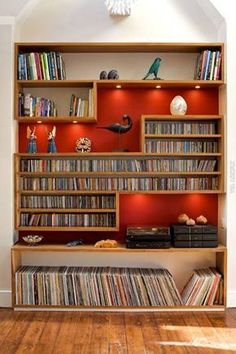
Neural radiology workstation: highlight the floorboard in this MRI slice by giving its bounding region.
[0,309,236,353]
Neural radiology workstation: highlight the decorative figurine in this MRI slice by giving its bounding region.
[99,71,108,79]
[27,126,37,153]
[170,95,187,115]
[196,215,208,225]
[99,70,119,80]
[107,69,119,79]
[76,137,91,153]
[143,58,162,80]
[97,114,133,152]
[186,218,196,226]
[177,213,189,224]
[47,126,57,153]
[97,114,133,134]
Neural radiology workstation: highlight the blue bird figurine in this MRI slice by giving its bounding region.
[143,57,162,80]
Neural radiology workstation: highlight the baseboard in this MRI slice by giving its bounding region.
[0,290,12,308]
[227,291,236,307]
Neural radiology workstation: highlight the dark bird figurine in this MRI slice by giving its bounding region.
[97,114,133,134]
[143,57,162,80]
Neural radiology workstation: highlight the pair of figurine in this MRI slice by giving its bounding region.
[99,69,119,80]
[27,126,57,153]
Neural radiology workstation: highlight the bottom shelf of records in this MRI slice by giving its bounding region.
[11,243,227,310]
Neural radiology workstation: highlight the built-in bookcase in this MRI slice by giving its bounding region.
[12,42,226,310]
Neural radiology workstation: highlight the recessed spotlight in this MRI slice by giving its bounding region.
[195,85,201,89]
[156,85,161,89]
[73,120,78,124]
[37,120,42,124]
[116,85,122,89]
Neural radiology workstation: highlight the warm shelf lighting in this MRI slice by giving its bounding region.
[195,85,201,89]
[156,85,161,89]
[116,85,122,89]
[73,120,78,124]
[37,120,42,124]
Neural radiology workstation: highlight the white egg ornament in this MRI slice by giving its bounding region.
[170,95,187,115]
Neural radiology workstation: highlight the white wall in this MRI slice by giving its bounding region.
[1,0,233,307]
[207,0,236,307]
[16,0,219,42]
[0,24,14,306]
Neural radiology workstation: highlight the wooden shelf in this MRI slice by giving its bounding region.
[18,189,223,195]
[17,80,94,88]
[16,79,224,89]
[16,116,97,123]
[16,152,222,157]
[13,42,226,311]
[18,190,118,195]
[143,115,224,120]
[96,80,224,89]
[145,134,222,139]
[12,243,227,253]
[15,42,223,53]
[18,208,116,213]
[16,226,119,231]
[12,304,225,311]
[18,171,221,176]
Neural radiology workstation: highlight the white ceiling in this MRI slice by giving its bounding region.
[0,0,32,16]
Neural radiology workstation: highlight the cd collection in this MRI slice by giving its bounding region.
[20,213,116,227]
[20,158,217,173]
[20,176,219,191]
[145,122,216,135]
[20,194,116,209]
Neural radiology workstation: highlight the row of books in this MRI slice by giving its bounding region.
[18,93,57,117]
[182,268,223,306]
[20,195,116,209]
[20,213,116,227]
[20,158,217,173]
[194,50,222,81]
[18,52,66,80]
[20,177,219,191]
[69,90,93,117]
[145,122,216,135]
[144,140,218,154]
[15,266,182,306]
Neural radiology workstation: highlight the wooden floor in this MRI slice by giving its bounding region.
[0,309,236,353]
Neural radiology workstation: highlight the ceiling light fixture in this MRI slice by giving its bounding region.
[105,0,137,16]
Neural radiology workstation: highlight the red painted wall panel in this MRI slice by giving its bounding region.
[19,88,218,153]
[18,88,219,242]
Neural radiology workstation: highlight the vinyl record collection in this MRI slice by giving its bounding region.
[15,266,183,307]
[181,268,223,306]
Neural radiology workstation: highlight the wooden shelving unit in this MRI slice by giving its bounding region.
[13,41,226,310]
[11,243,227,310]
